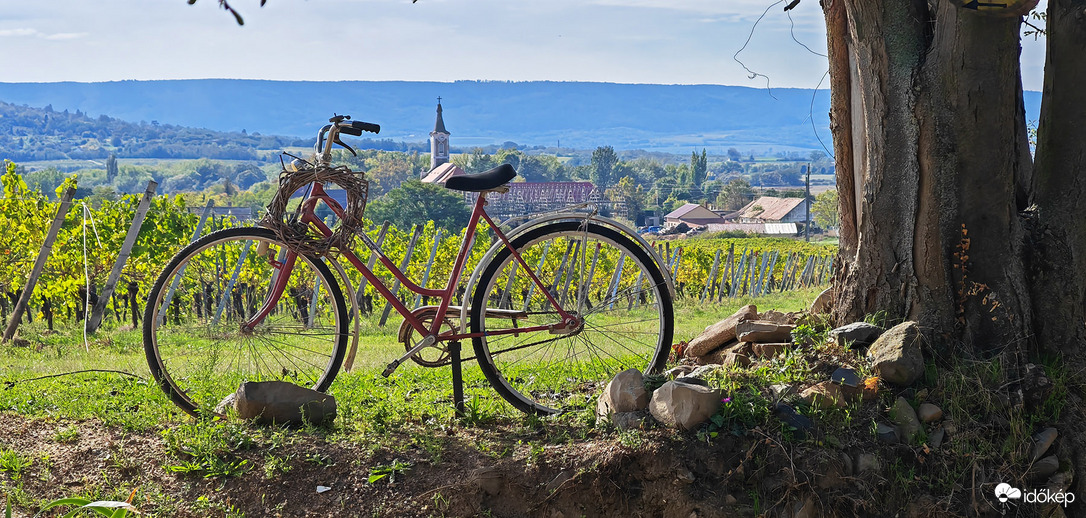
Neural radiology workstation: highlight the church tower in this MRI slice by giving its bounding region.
[429,98,450,170]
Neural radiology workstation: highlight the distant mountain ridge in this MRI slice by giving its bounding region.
[0,80,1042,154]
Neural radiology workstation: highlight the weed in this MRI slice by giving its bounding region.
[368,459,411,484]
[54,425,80,444]
[0,448,32,480]
[161,420,255,479]
[263,453,294,479]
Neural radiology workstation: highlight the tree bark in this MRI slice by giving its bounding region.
[823,0,1031,353]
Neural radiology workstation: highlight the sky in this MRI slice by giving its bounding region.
[0,0,1047,90]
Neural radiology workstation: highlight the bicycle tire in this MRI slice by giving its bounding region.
[470,221,673,415]
[143,227,348,418]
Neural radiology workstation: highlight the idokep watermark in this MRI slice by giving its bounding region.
[995,482,1075,509]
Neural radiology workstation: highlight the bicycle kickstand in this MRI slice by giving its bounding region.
[381,334,438,377]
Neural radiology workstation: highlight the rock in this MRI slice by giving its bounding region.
[611,410,651,431]
[685,305,758,357]
[772,403,814,439]
[722,352,751,369]
[1031,427,1058,462]
[810,287,833,314]
[752,342,789,358]
[828,322,884,348]
[214,393,238,415]
[664,365,696,378]
[917,403,943,423]
[769,383,799,400]
[856,453,881,474]
[736,320,795,343]
[830,367,861,388]
[876,422,899,444]
[929,426,945,449]
[891,397,922,443]
[1022,363,1053,410]
[546,469,575,493]
[758,310,798,325]
[648,380,722,430]
[801,381,858,409]
[839,452,854,476]
[686,364,722,380]
[674,376,709,387]
[867,321,925,386]
[724,494,738,505]
[943,418,958,435]
[1028,455,1059,481]
[596,368,649,419]
[232,381,337,425]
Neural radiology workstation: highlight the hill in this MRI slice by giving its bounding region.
[0,80,838,154]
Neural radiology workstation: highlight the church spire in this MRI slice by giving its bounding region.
[429,97,450,170]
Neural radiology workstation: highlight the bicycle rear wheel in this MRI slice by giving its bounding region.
[470,221,673,415]
[143,227,348,417]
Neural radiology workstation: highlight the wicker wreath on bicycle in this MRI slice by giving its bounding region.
[260,164,369,256]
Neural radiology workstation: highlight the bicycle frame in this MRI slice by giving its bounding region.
[245,180,581,369]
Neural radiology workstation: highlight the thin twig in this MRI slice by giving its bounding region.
[4,369,145,388]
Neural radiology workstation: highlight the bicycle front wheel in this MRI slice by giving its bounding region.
[143,227,348,417]
[470,221,673,415]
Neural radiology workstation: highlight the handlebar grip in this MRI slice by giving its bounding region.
[339,121,380,136]
[351,121,381,134]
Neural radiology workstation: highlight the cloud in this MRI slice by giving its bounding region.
[0,27,87,40]
[0,28,39,37]
[43,32,87,40]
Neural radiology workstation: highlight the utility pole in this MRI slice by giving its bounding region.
[804,163,811,242]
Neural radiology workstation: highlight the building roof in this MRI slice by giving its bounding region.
[736,196,805,222]
[433,102,448,134]
[664,203,726,224]
[421,162,466,184]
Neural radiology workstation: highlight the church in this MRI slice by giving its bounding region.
[418,100,606,222]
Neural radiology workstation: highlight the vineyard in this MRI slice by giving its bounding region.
[0,163,835,338]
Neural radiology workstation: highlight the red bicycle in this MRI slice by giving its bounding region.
[143,115,674,416]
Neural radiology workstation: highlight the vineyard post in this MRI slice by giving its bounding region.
[607,253,627,309]
[157,199,215,323]
[718,244,734,302]
[521,241,553,312]
[577,242,602,310]
[753,253,769,297]
[355,221,391,305]
[86,180,157,334]
[765,251,779,294]
[729,249,746,298]
[2,187,76,343]
[558,241,582,307]
[549,241,576,296]
[702,249,721,302]
[746,251,757,296]
[211,240,252,326]
[412,227,443,310]
[379,225,423,326]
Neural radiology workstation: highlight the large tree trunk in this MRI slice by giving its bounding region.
[824,0,1030,352]
[1030,0,1086,508]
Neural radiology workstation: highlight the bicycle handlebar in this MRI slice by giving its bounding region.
[315,115,380,163]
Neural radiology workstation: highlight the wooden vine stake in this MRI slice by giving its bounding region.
[86,181,157,334]
[3,187,76,343]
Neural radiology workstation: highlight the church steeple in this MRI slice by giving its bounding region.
[430,98,450,170]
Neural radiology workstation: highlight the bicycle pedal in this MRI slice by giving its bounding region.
[381,361,400,377]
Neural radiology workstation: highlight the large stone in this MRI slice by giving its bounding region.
[736,320,795,343]
[648,380,722,430]
[611,410,651,431]
[867,321,925,386]
[758,310,799,325]
[917,403,943,423]
[232,381,336,425]
[855,453,881,474]
[771,403,814,439]
[1031,427,1058,462]
[752,342,790,359]
[800,381,859,409]
[891,397,922,443]
[828,322,884,348]
[684,305,758,358]
[596,368,649,418]
[809,287,833,314]
[1028,455,1059,481]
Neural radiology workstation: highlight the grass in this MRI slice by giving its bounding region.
[0,287,825,516]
